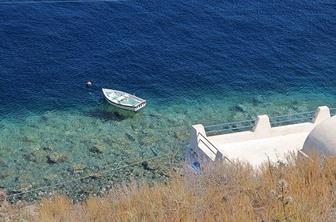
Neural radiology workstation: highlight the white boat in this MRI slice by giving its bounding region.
[102,88,146,112]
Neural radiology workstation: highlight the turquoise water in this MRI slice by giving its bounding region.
[0,0,335,200]
[1,90,336,200]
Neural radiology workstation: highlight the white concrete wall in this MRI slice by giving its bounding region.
[302,116,336,156]
[190,106,331,166]
[190,124,223,161]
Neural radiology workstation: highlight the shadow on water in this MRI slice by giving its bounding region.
[85,101,136,122]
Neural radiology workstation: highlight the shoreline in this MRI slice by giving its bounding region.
[1,92,336,201]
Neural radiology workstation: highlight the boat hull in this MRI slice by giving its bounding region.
[104,98,146,112]
[102,88,146,112]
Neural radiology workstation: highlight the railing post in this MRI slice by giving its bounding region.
[191,124,206,150]
[313,106,330,124]
[253,115,271,136]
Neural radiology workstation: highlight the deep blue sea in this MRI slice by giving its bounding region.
[0,0,335,200]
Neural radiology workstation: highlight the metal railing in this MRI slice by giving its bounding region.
[197,133,231,162]
[269,110,316,127]
[205,119,255,136]
[204,108,336,136]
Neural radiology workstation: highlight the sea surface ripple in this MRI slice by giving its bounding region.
[0,0,335,200]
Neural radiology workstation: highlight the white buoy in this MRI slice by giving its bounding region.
[86,81,93,88]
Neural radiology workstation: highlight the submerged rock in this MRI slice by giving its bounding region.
[232,104,249,113]
[252,95,264,105]
[141,161,156,171]
[89,144,105,154]
[24,149,47,163]
[42,144,54,151]
[43,174,58,183]
[232,112,252,122]
[0,158,5,166]
[15,183,32,192]
[70,164,86,174]
[22,135,34,143]
[47,152,67,164]
[125,133,136,142]
[0,170,13,179]
[174,131,188,140]
[139,136,158,146]
[89,172,103,179]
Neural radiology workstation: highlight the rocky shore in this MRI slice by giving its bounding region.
[0,93,335,202]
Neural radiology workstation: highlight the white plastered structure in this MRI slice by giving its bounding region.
[189,106,331,167]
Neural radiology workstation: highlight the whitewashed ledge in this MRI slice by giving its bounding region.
[187,106,331,168]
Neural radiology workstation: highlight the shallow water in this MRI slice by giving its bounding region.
[0,0,335,200]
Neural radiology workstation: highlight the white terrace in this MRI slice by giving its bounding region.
[189,106,334,167]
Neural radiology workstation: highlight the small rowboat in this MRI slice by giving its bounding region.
[102,88,146,112]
